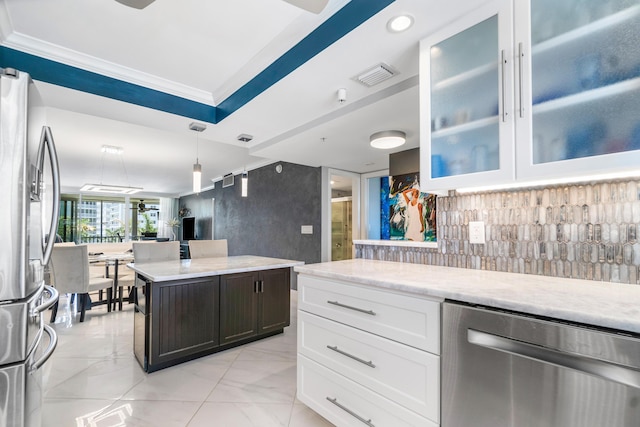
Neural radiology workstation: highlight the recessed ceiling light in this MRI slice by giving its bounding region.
[387,15,413,33]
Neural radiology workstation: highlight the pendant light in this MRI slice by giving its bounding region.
[81,145,142,194]
[189,122,206,193]
[241,170,248,197]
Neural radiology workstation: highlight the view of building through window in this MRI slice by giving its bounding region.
[58,196,160,243]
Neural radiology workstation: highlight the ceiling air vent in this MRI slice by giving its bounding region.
[222,173,234,188]
[354,63,398,87]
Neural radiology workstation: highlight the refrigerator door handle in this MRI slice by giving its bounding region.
[37,126,61,266]
[30,324,57,373]
[30,285,59,320]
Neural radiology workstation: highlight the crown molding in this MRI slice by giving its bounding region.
[2,31,215,105]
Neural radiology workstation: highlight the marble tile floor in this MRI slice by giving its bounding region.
[43,290,334,427]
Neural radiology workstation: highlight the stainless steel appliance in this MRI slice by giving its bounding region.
[0,68,60,427]
[443,302,640,427]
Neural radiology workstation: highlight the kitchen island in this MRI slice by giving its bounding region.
[128,255,303,372]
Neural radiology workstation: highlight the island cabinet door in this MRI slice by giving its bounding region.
[258,268,291,335]
[220,271,260,345]
[150,277,220,367]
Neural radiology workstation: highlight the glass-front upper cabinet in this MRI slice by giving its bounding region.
[516,0,640,179]
[419,0,514,191]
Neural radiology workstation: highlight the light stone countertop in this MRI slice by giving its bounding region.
[127,255,304,282]
[295,259,640,334]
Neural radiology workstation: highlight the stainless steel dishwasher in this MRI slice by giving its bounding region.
[442,302,640,427]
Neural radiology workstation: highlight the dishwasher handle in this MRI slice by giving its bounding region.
[468,328,640,390]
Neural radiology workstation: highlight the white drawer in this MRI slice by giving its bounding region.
[298,275,440,354]
[298,355,438,427]
[298,311,439,422]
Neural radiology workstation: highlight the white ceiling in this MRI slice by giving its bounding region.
[0,0,482,197]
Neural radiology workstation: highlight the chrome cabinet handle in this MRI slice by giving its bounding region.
[518,42,524,118]
[327,300,376,316]
[31,285,59,319]
[501,49,508,122]
[468,329,640,389]
[326,397,375,427]
[327,345,375,368]
[30,324,58,373]
[260,280,264,293]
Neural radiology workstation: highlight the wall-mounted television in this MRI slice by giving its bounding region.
[182,217,196,240]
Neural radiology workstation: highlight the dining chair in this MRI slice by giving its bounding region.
[132,241,180,263]
[49,244,114,322]
[188,239,228,259]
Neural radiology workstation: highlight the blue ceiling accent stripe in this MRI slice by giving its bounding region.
[0,47,217,124]
[0,0,394,125]
[216,0,394,122]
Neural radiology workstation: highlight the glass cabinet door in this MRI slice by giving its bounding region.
[517,0,640,179]
[420,0,514,190]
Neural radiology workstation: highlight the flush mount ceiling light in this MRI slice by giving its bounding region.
[370,130,406,149]
[81,145,142,194]
[115,0,328,13]
[387,15,414,33]
[114,0,155,9]
[190,122,206,193]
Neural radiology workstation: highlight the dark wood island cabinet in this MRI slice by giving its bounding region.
[129,256,302,372]
[220,268,290,345]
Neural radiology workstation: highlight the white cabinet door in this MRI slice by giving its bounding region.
[297,355,438,427]
[298,311,440,421]
[516,0,640,180]
[419,0,514,191]
[298,275,441,354]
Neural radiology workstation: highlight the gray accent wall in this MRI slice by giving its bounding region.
[179,161,321,264]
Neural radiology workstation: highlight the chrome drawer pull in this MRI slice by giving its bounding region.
[326,397,375,427]
[327,300,376,316]
[327,345,376,368]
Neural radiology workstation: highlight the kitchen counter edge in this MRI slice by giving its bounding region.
[295,259,640,334]
[128,255,304,282]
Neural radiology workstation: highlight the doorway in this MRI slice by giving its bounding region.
[322,168,360,262]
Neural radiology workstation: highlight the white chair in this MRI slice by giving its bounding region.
[188,239,228,259]
[49,244,114,322]
[132,241,180,263]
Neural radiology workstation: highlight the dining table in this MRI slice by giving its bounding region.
[89,251,135,310]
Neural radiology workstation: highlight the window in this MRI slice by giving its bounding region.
[58,195,160,243]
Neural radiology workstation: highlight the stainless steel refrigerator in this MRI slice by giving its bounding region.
[0,68,61,427]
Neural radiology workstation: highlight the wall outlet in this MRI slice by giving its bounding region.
[301,225,313,234]
[469,221,485,244]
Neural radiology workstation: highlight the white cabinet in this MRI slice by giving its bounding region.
[420,0,640,190]
[419,0,514,190]
[516,0,640,180]
[297,274,441,426]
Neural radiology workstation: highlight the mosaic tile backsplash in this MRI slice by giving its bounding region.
[355,179,640,285]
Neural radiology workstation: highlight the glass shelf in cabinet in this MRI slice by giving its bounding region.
[431,115,499,139]
[431,61,498,92]
[531,76,640,115]
[531,78,640,163]
[531,4,640,57]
